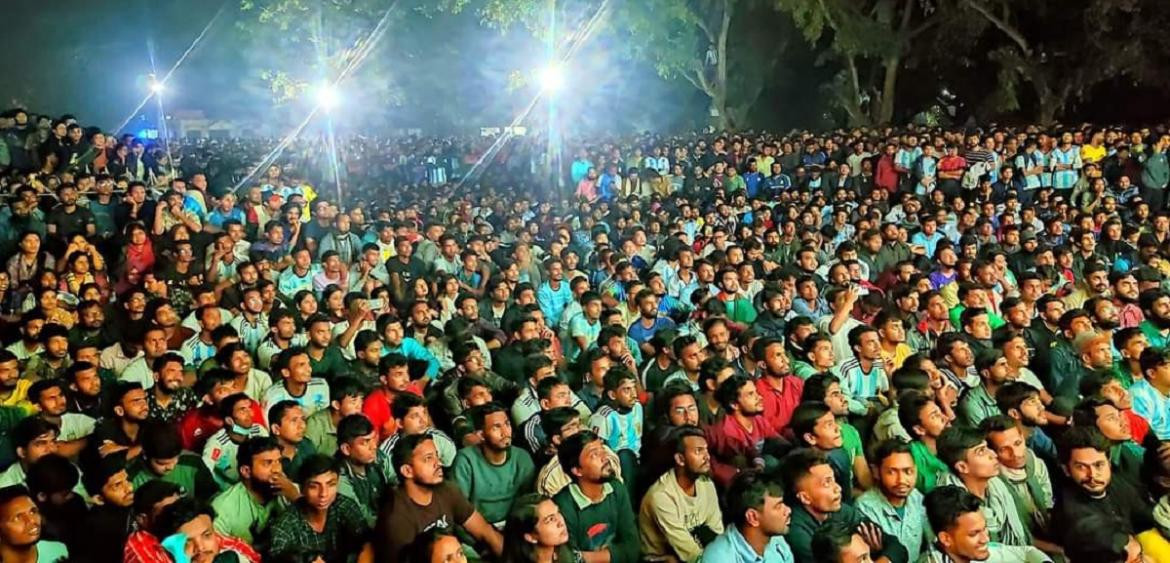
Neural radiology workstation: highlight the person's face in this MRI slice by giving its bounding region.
[707,322,730,352]
[480,410,513,451]
[796,463,843,514]
[400,406,431,435]
[804,410,843,450]
[856,331,881,361]
[987,425,1028,471]
[383,364,411,392]
[667,393,700,426]
[36,384,68,416]
[958,440,1000,480]
[0,360,19,390]
[573,440,615,483]
[0,496,43,548]
[914,401,949,439]
[156,360,185,393]
[940,511,992,561]
[735,382,763,415]
[405,439,445,485]
[528,500,570,549]
[304,469,339,512]
[1094,403,1133,442]
[1115,275,1139,302]
[1066,446,1111,496]
[119,388,150,422]
[273,405,307,443]
[176,513,221,563]
[19,431,58,464]
[608,378,638,409]
[875,451,917,501]
[229,399,255,429]
[343,430,379,466]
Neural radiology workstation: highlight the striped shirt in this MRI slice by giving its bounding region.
[838,357,889,415]
[1050,146,1082,190]
[230,313,269,355]
[378,428,457,466]
[180,334,218,369]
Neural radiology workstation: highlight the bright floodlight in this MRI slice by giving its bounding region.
[150,81,165,94]
[316,84,340,111]
[538,64,565,92]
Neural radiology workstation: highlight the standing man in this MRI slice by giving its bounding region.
[1141,134,1170,211]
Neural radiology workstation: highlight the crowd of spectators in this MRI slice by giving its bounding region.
[1,106,1170,563]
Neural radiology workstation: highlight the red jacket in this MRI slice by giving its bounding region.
[875,154,899,192]
[704,413,780,488]
[756,376,805,435]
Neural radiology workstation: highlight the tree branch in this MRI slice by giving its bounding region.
[965,0,1031,55]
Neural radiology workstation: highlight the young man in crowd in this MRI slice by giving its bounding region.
[452,402,535,528]
[639,426,724,562]
[552,430,640,563]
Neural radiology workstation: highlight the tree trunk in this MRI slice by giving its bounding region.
[876,56,899,124]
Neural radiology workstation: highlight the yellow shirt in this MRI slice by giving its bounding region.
[0,379,35,414]
[1138,530,1170,562]
[1081,144,1106,164]
[881,343,913,372]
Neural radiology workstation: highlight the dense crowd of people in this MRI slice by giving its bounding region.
[1,106,1170,563]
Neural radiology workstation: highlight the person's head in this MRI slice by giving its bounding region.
[140,423,187,477]
[469,402,513,453]
[28,378,69,417]
[557,430,613,485]
[153,498,222,563]
[811,520,874,563]
[671,426,711,479]
[26,453,80,508]
[898,391,949,442]
[802,372,848,417]
[925,486,993,561]
[1141,346,1170,389]
[392,392,431,435]
[1059,426,1113,497]
[791,402,843,451]
[536,376,572,411]
[151,352,185,396]
[111,381,149,423]
[779,448,842,518]
[501,494,569,561]
[379,353,411,392]
[978,415,1029,471]
[237,436,283,492]
[336,414,379,467]
[716,374,762,416]
[0,486,44,549]
[869,438,917,503]
[659,383,700,426]
[12,417,59,466]
[267,400,306,445]
[328,376,366,417]
[393,433,443,486]
[974,349,1010,387]
[296,455,340,513]
[274,346,312,386]
[1074,396,1132,443]
[938,426,1000,482]
[726,469,791,537]
[603,367,638,411]
[83,453,135,509]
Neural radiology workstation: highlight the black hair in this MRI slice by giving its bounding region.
[337,414,376,447]
[801,372,841,403]
[715,374,752,412]
[237,436,281,470]
[995,382,1039,416]
[154,497,217,539]
[267,399,303,429]
[1057,426,1111,466]
[539,406,580,438]
[937,426,987,471]
[12,416,58,451]
[924,485,984,534]
[897,390,936,440]
[776,448,829,505]
[391,392,426,420]
[556,430,600,483]
[391,432,435,480]
[468,402,508,432]
[725,469,785,527]
[141,423,184,461]
[868,438,913,467]
[810,520,859,563]
[295,454,338,486]
[790,402,833,448]
[26,453,79,496]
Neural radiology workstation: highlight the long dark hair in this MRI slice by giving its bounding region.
[500,493,578,563]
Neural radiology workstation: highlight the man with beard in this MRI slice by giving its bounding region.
[1114,327,1149,390]
[6,310,44,365]
[628,290,677,359]
[120,326,172,391]
[269,454,371,561]
[1139,288,1170,349]
[552,431,640,563]
[22,324,71,382]
[0,350,31,413]
[958,350,1012,428]
[27,379,94,459]
[88,381,149,463]
[700,470,792,563]
[755,337,805,432]
[935,427,1031,547]
[146,352,198,424]
[77,454,136,562]
[920,486,1050,563]
[706,374,782,488]
[452,402,535,528]
[782,448,907,563]
[211,436,297,547]
[67,300,109,350]
[1052,427,1155,550]
[1132,347,1170,441]
[855,439,928,560]
[979,415,1056,547]
[45,183,96,247]
[1113,271,1144,328]
[639,426,724,561]
[375,433,503,562]
[753,286,790,340]
[220,260,261,314]
[703,316,738,364]
[1086,296,1122,333]
[0,484,71,563]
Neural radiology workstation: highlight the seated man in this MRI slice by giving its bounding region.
[978,415,1055,548]
[935,426,1032,547]
[268,399,317,478]
[336,414,396,527]
[779,448,907,563]
[202,392,269,489]
[534,406,623,497]
[1052,427,1155,548]
[706,374,781,488]
[210,437,297,547]
[552,431,640,563]
[699,470,792,563]
[304,376,367,457]
[855,439,929,561]
[373,433,503,561]
[920,485,1050,562]
[811,520,877,563]
[127,422,220,499]
[378,392,458,467]
[452,402,535,529]
[153,497,261,562]
[77,454,136,563]
[0,485,70,563]
[639,426,724,562]
[268,454,371,561]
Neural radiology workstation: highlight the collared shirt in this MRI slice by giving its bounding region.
[855,488,929,560]
[269,496,370,561]
[146,387,199,424]
[919,543,1052,563]
[958,383,1000,428]
[936,473,1031,546]
[1131,379,1170,440]
[756,376,804,432]
[211,481,279,544]
[838,357,889,415]
[699,525,793,563]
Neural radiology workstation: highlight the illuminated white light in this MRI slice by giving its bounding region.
[150,81,165,94]
[316,84,340,111]
[538,64,565,92]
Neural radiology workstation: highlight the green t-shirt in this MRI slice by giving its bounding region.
[452,445,536,525]
[127,453,220,499]
[211,482,280,545]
